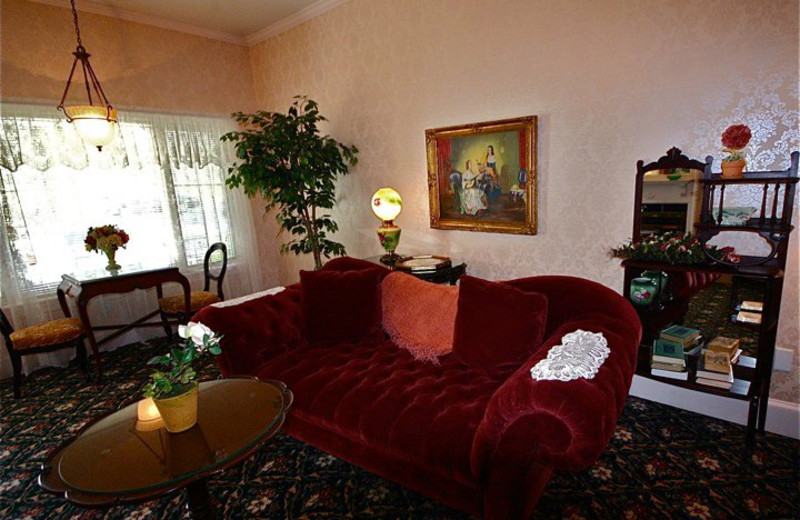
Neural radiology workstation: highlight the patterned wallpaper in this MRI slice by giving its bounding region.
[0,0,255,115]
[248,0,800,402]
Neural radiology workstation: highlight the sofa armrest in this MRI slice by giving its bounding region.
[194,286,305,377]
[471,312,640,479]
[471,313,639,519]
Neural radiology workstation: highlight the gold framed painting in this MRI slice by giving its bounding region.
[425,116,537,235]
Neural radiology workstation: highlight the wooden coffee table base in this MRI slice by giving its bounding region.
[185,479,214,519]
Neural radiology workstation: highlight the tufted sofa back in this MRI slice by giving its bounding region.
[198,259,641,382]
[196,286,305,377]
[502,275,641,347]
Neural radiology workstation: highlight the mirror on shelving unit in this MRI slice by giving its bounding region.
[639,168,705,238]
[633,148,712,242]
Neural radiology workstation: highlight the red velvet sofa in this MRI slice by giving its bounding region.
[195,258,642,519]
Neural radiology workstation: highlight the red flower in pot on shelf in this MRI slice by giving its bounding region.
[722,124,752,150]
[720,124,752,179]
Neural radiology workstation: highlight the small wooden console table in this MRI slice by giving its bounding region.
[57,267,191,381]
[363,256,467,285]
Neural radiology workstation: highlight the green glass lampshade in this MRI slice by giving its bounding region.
[371,188,403,222]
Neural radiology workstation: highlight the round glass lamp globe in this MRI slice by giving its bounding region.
[371,188,402,222]
[65,105,119,149]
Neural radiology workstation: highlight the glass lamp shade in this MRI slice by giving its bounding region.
[371,188,403,222]
[65,105,119,150]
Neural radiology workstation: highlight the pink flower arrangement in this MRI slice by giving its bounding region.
[611,232,740,265]
[721,124,752,163]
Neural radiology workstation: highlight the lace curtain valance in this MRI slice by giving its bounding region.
[0,103,222,173]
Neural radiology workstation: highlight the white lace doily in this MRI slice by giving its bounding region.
[529,330,609,382]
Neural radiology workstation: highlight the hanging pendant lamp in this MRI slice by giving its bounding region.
[57,0,118,151]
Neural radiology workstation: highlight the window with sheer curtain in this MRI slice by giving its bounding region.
[0,104,253,297]
[0,103,263,380]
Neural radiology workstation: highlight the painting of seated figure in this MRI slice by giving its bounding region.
[426,116,537,235]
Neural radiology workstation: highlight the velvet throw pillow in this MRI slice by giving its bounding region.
[381,272,458,363]
[453,275,548,371]
[300,268,383,344]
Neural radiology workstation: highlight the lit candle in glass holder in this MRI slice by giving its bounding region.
[135,397,163,431]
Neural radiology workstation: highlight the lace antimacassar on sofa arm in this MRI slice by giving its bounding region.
[210,286,286,309]
[529,330,610,382]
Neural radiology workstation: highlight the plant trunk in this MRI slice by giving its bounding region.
[299,203,323,270]
[312,247,323,270]
[310,204,322,270]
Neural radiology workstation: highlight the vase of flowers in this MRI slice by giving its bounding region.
[84,224,129,272]
[143,322,223,433]
[720,124,752,179]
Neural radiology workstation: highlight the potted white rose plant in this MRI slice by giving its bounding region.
[142,322,223,433]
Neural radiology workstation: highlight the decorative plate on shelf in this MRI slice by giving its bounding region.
[719,207,757,226]
[394,255,452,272]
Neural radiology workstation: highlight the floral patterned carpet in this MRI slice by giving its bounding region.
[1,338,797,520]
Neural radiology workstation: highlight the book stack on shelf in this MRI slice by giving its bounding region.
[650,325,703,381]
[735,300,763,325]
[696,336,742,390]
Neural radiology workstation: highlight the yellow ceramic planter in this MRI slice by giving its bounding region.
[153,382,199,433]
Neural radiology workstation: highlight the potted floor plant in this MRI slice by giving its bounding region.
[221,96,358,270]
[142,322,223,433]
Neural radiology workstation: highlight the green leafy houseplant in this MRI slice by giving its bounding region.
[222,96,359,270]
[142,322,223,399]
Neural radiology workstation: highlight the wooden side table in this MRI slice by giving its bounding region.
[57,267,191,381]
[363,256,467,285]
[39,378,293,519]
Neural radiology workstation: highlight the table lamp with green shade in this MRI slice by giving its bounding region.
[371,188,403,265]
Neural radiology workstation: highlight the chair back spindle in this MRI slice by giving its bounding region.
[203,242,228,301]
[0,308,15,338]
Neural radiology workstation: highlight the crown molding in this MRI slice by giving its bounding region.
[27,0,351,47]
[27,0,248,46]
[245,0,351,45]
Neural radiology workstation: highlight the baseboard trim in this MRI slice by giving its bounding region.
[630,375,800,439]
[774,347,793,371]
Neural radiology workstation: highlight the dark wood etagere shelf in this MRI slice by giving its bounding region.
[623,148,798,447]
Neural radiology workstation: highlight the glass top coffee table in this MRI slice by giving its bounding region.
[39,378,293,519]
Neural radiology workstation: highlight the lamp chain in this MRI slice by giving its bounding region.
[70,0,83,48]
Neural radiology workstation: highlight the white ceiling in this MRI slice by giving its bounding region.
[31,0,348,45]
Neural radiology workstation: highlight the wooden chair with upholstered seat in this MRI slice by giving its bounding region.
[158,242,227,338]
[0,309,90,398]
